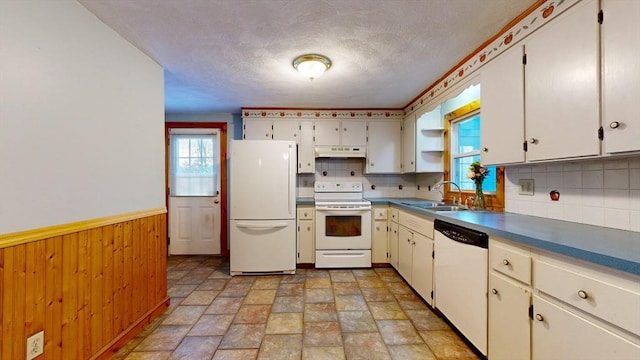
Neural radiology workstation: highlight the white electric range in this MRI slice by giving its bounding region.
[313,182,372,268]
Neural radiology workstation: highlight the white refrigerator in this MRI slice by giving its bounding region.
[230,140,297,275]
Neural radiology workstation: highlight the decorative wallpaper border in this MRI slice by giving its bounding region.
[404,0,580,114]
[242,109,404,119]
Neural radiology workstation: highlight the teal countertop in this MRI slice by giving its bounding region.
[296,197,315,206]
[371,198,640,276]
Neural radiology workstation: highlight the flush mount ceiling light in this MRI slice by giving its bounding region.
[292,54,332,80]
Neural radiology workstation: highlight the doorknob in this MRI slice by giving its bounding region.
[214,199,220,204]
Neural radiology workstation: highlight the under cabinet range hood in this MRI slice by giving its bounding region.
[315,145,366,158]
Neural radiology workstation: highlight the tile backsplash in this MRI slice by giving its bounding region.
[297,158,442,201]
[505,157,640,232]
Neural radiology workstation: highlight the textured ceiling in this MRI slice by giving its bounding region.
[78,0,537,113]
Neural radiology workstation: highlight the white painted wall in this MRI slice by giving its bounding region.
[0,0,165,234]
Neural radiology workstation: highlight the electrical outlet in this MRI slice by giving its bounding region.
[518,179,535,196]
[26,331,44,360]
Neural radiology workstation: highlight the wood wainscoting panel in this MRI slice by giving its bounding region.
[0,212,168,360]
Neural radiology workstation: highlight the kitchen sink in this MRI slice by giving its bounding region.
[401,201,445,208]
[427,205,467,211]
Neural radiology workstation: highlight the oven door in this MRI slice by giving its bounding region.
[315,207,372,250]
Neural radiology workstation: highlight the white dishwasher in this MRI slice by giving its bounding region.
[434,219,488,356]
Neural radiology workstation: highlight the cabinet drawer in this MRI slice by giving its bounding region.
[532,295,640,360]
[297,207,314,220]
[490,241,531,285]
[373,207,388,220]
[390,208,399,223]
[398,211,433,238]
[534,258,640,336]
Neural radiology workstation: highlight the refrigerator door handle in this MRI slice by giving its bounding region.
[235,221,289,230]
[288,145,293,216]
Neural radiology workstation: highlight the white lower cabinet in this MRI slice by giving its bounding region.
[532,295,640,360]
[398,226,414,282]
[488,237,640,359]
[296,207,314,264]
[411,232,433,303]
[372,206,389,264]
[397,208,434,305]
[388,221,399,269]
[488,273,531,360]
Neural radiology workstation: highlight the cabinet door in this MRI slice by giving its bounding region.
[273,120,299,142]
[372,220,388,263]
[297,220,314,263]
[481,44,525,165]
[389,222,399,270]
[525,0,600,161]
[412,233,433,305]
[532,295,640,360]
[341,120,367,146]
[398,226,413,283]
[314,119,340,146]
[298,120,315,173]
[366,120,402,173]
[244,119,272,139]
[402,114,416,173]
[602,0,640,154]
[488,273,531,360]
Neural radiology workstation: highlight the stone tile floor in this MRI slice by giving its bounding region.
[114,255,481,360]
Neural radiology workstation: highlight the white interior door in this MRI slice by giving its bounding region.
[169,129,221,255]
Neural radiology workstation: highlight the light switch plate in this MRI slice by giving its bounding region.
[518,179,535,195]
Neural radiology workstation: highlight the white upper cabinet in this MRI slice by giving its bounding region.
[366,120,402,173]
[273,119,299,142]
[298,120,315,173]
[315,119,367,147]
[314,119,340,146]
[524,0,600,161]
[243,118,272,139]
[601,0,640,154]
[341,120,367,146]
[402,113,416,173]
[481,44,525,165]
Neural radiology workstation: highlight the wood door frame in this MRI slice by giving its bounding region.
[165,122,229,257]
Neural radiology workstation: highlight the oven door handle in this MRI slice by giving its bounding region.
[315,206,371,213]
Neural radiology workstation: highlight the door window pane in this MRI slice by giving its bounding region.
[170,133,219,196]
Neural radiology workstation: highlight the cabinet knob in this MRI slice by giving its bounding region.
[482,147,488,152]
[577,290,589,299]
[410,161,414,165]
[294,133,297,137]
[535,314,544,322]
[609,121,620,129]
[412,241,416,245]
[407,239,411,243]
[344,128,347,131]
[529,138,538,144]
[307,226,311,231]
[335,128,339,131]
[376,226,380,231]
[491,288,498,295]
[370,163,374,166]
[307,163,311,166]
[304,212,308,217]
[502,259,510,266]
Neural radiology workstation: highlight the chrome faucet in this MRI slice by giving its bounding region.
[434,181,463,206]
